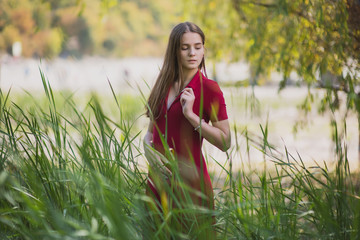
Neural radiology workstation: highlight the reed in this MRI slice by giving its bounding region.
[0,70,359,239]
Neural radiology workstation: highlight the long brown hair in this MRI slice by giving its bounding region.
[146,22,207,120]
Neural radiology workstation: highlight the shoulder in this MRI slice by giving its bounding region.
[201,75,228,121]
[202,76,223,96]
[201,75,216,85]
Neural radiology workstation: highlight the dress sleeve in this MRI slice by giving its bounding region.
[204,80,228,122]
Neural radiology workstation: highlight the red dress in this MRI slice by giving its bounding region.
[147,71,228,210]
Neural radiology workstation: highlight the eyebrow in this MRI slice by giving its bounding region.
[181,42,203,46]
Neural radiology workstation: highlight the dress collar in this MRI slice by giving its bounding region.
[186,70,204,90]
[164,70,204,111]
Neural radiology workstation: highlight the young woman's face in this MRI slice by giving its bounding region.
[180,32,204,72]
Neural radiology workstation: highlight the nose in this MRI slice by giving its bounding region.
[189,47,195,56]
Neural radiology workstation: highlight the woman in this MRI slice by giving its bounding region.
[143,22,231,237]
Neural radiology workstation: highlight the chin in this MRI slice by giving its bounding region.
[184,64,199,70]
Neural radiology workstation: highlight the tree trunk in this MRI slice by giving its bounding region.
[347,0,360,57]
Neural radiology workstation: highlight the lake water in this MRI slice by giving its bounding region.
[0,56,252,93]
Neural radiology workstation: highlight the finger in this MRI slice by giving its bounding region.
[184,87,194,94]
[183,89,194,97]
[180,98,186,106]
[181,89,189,95]
[181,94,189,99]
[180,92,189,100]
[181,91,192,97]
[183,88,193,94]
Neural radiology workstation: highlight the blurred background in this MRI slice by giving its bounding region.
[0,0,359,170]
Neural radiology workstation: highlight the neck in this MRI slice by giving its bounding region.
[183,68,199,86]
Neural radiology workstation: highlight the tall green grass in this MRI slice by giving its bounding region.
[0,70,359,239]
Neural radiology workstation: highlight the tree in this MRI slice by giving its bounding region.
[0,0,65,57]
[0,0,181,57]
[184,0,360,162]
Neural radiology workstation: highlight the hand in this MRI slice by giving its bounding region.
[180,88,195,119]
[143,123,173,181]
[144,139,173,178]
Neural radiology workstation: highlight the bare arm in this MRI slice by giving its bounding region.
[186,112,231,151]
[180,88,231,151]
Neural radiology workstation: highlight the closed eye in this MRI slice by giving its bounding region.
[181,43,203,50]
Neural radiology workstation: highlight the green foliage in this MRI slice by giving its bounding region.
[0,0,181,58]
[185,0,358,83]
[1,69,360,239]
[184,0,360,156]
